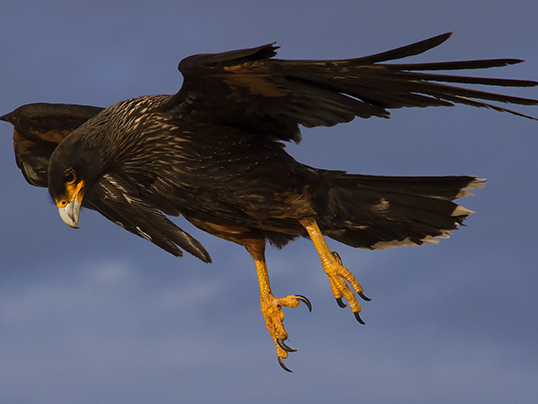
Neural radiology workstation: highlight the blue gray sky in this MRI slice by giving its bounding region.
[1,1,538,403]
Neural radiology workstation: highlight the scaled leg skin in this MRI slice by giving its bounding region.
[299,218,370,324]
[244,238,311,372]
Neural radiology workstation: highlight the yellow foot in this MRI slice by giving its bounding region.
[244,237,312,372]
[300,218,371,324]
[260,293,312,372]
[328,251,371,324]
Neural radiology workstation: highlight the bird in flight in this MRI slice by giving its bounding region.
[2,33,537,371]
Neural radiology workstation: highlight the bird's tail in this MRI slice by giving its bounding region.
[318,173,485,250]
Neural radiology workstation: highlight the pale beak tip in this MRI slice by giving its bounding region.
[58,199,81,229]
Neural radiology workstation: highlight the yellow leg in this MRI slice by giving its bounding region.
[299,217,370,323]
[245,238,311,372]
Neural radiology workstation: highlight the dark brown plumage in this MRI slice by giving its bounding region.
[2,33,537,371]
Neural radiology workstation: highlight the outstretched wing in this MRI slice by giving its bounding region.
[168,32,538,143]
[86,173,211,262]
[1,103,104,187]
[1,103,211,262]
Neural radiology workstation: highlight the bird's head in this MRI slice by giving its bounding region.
[48,129,107,228]
[47,95,170,229]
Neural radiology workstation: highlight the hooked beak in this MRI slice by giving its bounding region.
[55,181,85,229]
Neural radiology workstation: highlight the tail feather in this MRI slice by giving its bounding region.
[319,173,484,250]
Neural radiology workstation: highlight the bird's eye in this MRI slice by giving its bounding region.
[64,168,77,184]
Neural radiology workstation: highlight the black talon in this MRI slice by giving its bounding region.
[295,294,312,312]
[277,338,297,353]
[353,311,366,325]
[358,291,371,302]
[336,297,347,308]
[278,356,293,373]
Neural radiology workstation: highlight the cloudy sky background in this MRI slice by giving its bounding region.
[1,1,537,403]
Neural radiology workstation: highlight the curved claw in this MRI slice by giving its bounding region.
[295,294,312,312]
[278,356,293,373]
[358,291,371,302]
[336,297,347,308]
[353,311,366,325]
[277,338,297,353]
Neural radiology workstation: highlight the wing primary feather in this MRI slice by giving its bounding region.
[384,58,526,71]
[336,32,453,65]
